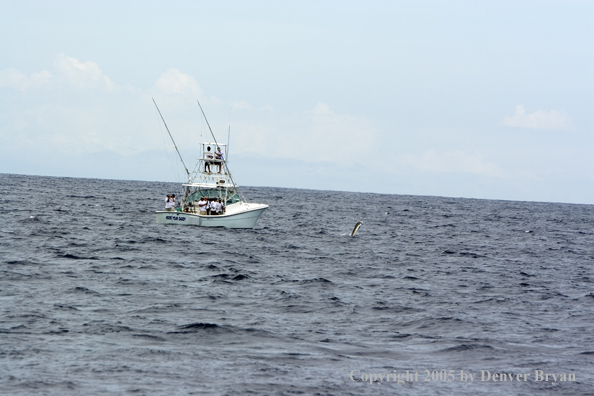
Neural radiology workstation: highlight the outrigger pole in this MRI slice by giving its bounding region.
[152,97,190,178]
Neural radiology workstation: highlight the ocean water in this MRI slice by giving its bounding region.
[0,173,592,396]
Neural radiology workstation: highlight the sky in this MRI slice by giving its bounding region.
[0,0,592,204]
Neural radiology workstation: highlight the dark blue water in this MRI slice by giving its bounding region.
[1,173,592,395]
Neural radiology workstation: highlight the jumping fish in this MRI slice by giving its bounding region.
[350,221,362,237]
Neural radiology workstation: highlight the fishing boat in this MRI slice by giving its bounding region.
[153,99,268,228]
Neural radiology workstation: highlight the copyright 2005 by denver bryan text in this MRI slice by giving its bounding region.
[350,369,576,385]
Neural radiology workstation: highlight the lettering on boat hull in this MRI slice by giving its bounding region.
[165,215,186,222]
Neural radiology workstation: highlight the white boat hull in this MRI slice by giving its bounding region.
[155,203,267,229]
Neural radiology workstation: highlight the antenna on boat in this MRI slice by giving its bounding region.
[227,126,230,164]
[152,98,190,179]
[227,107,231,163]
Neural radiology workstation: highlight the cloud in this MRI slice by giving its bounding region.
[502,105,572,130]
[0,68,53,91]
[403,150,504,177]
[53,54,116,91]
[0,55,116,93]
[154,68,202,98]
[0,55,160,157]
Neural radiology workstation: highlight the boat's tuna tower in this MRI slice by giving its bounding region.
[181,142,241,213]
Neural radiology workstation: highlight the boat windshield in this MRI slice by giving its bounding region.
[186,188,240,206]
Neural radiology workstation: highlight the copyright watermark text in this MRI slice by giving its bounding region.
[349,369,576,385]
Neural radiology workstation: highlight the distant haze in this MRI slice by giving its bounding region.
[1,1,592,204]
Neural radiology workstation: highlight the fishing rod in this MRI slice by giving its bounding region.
[152,97,190,178]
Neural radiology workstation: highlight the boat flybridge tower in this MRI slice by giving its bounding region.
[181,142,241,213]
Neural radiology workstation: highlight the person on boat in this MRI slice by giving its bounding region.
[210,198,221,215]
[211,198,220,215]
[197,196,208,215]
[165,194,175,211]
[217,198,225,215]
[215,147,224,173]
[205,198,213,215]
[204,146,213,173]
